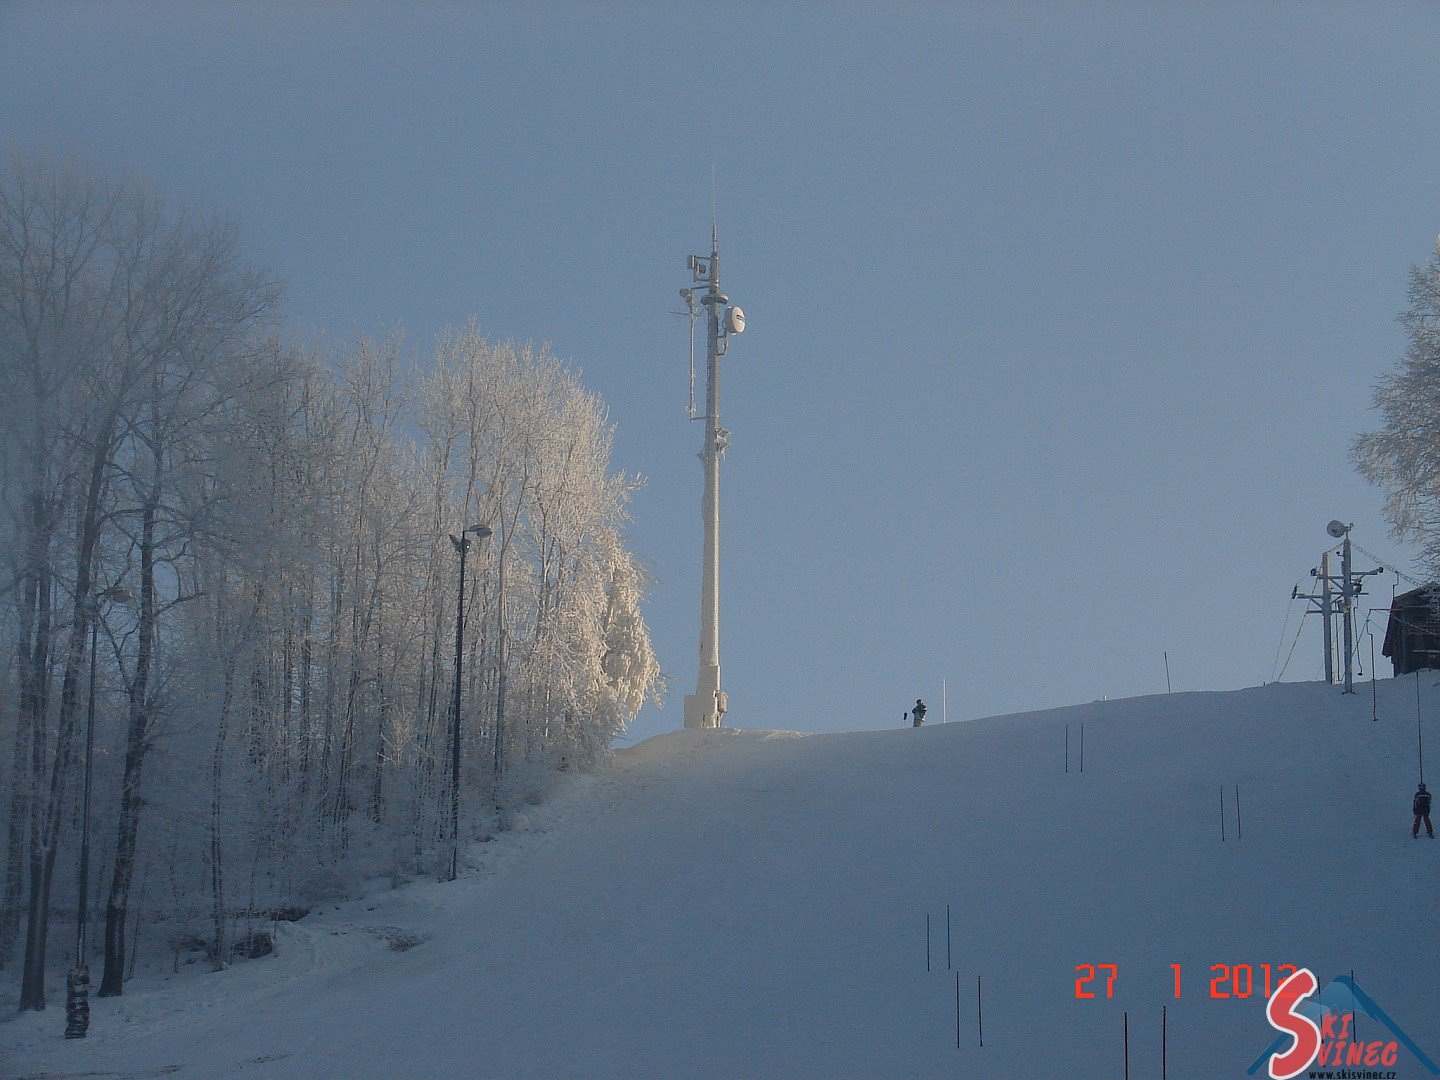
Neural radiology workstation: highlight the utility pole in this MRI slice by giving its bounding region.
[681,216,745,729]
[1341,532,1354,693]
[1295,552,1336,684]
[1295,522,1383,691]
[1328,521,1384,694]
[1322,551,1335,684]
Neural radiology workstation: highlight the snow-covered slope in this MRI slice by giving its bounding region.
[4,679,1437,1078]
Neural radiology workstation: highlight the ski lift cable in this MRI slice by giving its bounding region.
[1269,587,1302,684]
[1417,673,1426,786]
[1349,609,1399,675]
[1348,610,1375,669]
[1350,611,1377,675]
[1352,542,1425,589]
[1275,614,1309,682]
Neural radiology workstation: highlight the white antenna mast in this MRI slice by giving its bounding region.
[681,189,746,730]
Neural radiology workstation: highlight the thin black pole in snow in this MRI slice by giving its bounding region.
[977,975,984,1047]
[1080,721,1085,772]
[1351,970,1358,1044]
[1419,672,1426,785]
[955,971,961,1049]
[946,904,952,970]
[1162,1005,1167,1080]
[1164,651,1172,693]
[1235,784,1242,840]
[1065,724,1069,773]
[1123,1011,1129,1080]
[1220,786,1226,842]
[1371,631,1378,721]
[925,913,931,972]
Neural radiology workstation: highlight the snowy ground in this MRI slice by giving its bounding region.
[3,678,1438,1079]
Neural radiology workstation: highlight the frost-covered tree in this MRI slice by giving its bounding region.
[1355,237,1440,580]
[0,152,276,1007]
[0,151,659,1009]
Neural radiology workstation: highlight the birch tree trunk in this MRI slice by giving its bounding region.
[98,427,160,998]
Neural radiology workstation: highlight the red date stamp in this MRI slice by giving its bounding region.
[1074,963,1300,999]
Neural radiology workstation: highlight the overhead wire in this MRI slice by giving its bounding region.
[1270,587,1301,680]
[1270,587,1302,684]
[1352,542,1426,589]
[1275,613,1309,682]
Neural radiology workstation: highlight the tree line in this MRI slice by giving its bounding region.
[1355,235,1440,582]
[0,153,660,1010]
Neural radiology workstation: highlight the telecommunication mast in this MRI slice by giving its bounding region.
[679,220,745,729]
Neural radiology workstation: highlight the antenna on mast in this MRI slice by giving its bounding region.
[674,288,700,420]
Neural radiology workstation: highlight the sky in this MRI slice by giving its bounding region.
[3,2,1438,743]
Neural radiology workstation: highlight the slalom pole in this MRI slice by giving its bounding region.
[1370,631,1378,721]
[1162,1005,1167,1080]
[946,904,951,970]
[1080,721,1085,772]
[1351,970,1358,1044]
[1065,725,1069,773]
[1220,786,1226,842]
[955,971,960,1049]
[1164,651,1172,693]
[1236,784,1242,840]
[1123,1011,1129,1080]
[926,913,931,972]
[977,975,984,1047]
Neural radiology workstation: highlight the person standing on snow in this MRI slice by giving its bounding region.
[1414,783,1433,839]
[911,699,927,727]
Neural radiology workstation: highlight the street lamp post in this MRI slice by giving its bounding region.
[66,584,130,1040]
[448,524,491,883]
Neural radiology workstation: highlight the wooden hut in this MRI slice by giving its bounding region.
[1382,585,1440,676]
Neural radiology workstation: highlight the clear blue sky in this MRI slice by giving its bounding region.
[5,2,1437,742]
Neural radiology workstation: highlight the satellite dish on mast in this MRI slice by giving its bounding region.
[726,306,745,334]
[1327,520,1351,538]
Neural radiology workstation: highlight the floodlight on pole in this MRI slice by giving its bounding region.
[448,524,491,882]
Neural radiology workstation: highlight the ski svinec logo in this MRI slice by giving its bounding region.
[1247,969,1440,1078]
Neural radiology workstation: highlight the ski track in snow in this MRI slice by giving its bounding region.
[3,682,1438,1079]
